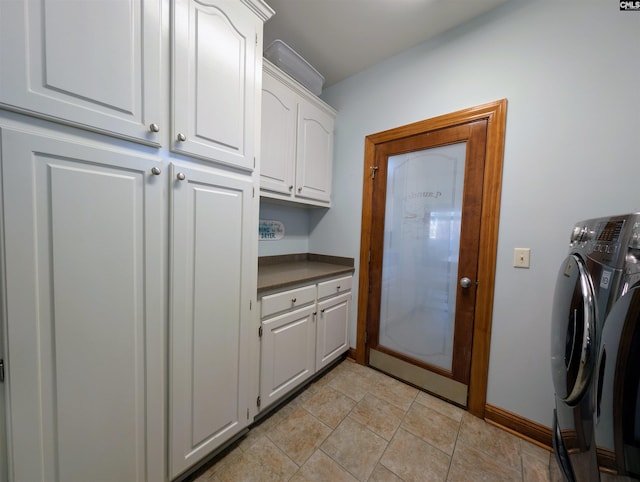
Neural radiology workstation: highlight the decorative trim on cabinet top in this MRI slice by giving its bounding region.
[241,0,275,21]
[263,59,337,117]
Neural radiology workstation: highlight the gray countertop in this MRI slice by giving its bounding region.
[258,253,355,294]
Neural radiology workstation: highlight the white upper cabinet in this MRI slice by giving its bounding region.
[0,0,163,145]
[260,60,336,206]
[172,0,266,170]
[260,68,298,195]
[296,98,334,204]
[0,0,273,168]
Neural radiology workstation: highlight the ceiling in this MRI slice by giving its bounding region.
[263,0,511,89]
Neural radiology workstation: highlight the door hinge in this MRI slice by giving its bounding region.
[250,299,252,310]
[0,359,4,383]
[368,251,371,264]
[258,326,263,338]
[255,33,258,47]
[252,186,255,198]
[256,396,261,408]
[364,331,368,345]
[246,408,250,420]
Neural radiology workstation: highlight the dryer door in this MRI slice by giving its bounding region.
[596,285,640,478]
[552,254,597,405]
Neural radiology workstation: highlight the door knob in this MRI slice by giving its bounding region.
[460,277,472,288]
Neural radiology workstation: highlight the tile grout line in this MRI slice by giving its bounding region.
[444,412,464,481]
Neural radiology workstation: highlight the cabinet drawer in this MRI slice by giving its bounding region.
[317,275,352,300]
[261,284,316,319]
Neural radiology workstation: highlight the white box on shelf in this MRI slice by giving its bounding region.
[264,39,324,95]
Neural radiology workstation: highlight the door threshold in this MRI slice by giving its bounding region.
[369,348,468,407]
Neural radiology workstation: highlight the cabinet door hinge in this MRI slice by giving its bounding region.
[250,299,252,310]
[253,186,255,198]
[246,408,250,420]
[258,326,263,338]
[256,396,261,408]
[255,33,258,47]
[364,332,368,345]
[0,359,4,383]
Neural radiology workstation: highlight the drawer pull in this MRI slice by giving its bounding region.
[336,285,341,290]
[291,297,297,303]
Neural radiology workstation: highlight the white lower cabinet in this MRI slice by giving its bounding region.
[0,127,165,482]
[259,304,317,409]
[317,292,351,372]
[169,164,255,479]
[258,275,352,411]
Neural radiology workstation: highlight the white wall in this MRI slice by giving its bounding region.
[313,0,640,427]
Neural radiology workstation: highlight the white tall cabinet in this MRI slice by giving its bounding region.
[169,164,255,478]
[1,129,165,482]
[0,0,273,480]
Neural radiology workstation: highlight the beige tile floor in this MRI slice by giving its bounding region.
[191,358,555,482]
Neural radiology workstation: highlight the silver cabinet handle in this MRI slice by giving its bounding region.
[460,277,472,288]
[149,123,160,133]
[176,172,186,181]
[177,133,186,142]
[289,185,294,191]
[151,167,161,175]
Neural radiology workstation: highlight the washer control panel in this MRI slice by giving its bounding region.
[570,217,627,266]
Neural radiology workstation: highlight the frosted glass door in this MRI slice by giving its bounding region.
[379,143,466,372]
[366,119,489,406]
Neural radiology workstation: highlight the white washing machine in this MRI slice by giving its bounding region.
[551,214,637,481]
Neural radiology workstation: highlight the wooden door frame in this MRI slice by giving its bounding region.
[355,99,507,418]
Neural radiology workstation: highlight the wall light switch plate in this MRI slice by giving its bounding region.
[514,248,531,268]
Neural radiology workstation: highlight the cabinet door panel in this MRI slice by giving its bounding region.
[260,305,316,409]
[296,99,333,203]
[170,163,253,478]
[0,0,162,145]
[317,293,351,371]
[1,128,164,482]
[260,71,297,195]
[173,0,259,170]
